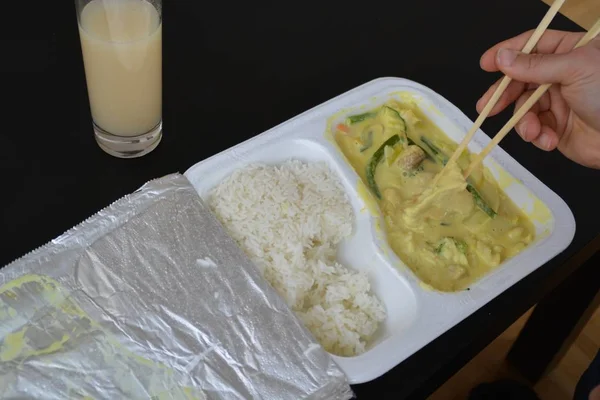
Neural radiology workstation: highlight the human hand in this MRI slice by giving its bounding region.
[476,29,600,169]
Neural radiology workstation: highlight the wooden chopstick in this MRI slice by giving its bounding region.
[434,0,566,183]
[463,18,600,178]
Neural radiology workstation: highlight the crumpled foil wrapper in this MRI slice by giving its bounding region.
[0,173,353,400]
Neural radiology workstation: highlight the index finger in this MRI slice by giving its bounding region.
[480,29,585,72]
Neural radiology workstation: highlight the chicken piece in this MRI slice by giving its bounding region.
[447,264,467,280]
[436,237,469,266]
[507,227,524,242]
[475,241,501,267]
[381,187,402,214]
[395,145,426,170]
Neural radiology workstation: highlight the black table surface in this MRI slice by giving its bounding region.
[2,0,598,398]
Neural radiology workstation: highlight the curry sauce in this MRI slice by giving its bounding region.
[334,100,535,292]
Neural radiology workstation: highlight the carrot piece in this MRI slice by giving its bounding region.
[337,123,350,133]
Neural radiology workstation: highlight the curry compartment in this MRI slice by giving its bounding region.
[332,98,537,293]
[184,77,575,384]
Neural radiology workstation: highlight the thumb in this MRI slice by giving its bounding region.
[496,48,578,85]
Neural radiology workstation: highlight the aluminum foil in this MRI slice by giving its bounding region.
[0,174,353,400]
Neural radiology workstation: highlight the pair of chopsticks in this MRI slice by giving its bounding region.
[463,17,600,177]
[437,0,600,180]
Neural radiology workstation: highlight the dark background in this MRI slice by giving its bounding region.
[1,0,596,398]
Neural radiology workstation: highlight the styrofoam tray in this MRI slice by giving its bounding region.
[184,77,575,384]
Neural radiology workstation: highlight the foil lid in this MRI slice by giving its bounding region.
[0,174,353,400]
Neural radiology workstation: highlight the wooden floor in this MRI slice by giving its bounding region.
[429,306,600,399]
[429,1,599,399]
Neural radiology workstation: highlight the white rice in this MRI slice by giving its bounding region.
[209,160,386,356]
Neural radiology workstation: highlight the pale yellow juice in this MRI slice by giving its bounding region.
[78,0,162,137]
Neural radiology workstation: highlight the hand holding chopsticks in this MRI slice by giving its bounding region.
[438,0,567,178]
[437,0,600,179]
[464,18,600,177]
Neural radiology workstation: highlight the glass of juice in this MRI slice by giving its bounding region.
[75,0,162,158]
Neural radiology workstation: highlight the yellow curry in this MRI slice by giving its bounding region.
[334,100,535,292]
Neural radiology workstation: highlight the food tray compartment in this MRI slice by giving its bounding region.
[184,77,575,384]
[185,127,420,380]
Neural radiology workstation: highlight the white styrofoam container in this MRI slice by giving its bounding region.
[184,77,576,384]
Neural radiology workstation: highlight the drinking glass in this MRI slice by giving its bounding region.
[75,0,162,158]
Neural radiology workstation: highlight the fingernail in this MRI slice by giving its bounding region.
[497,48,518,67]
[476,97,483,110]
[538,133,551,150]
[519,123,529,140]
